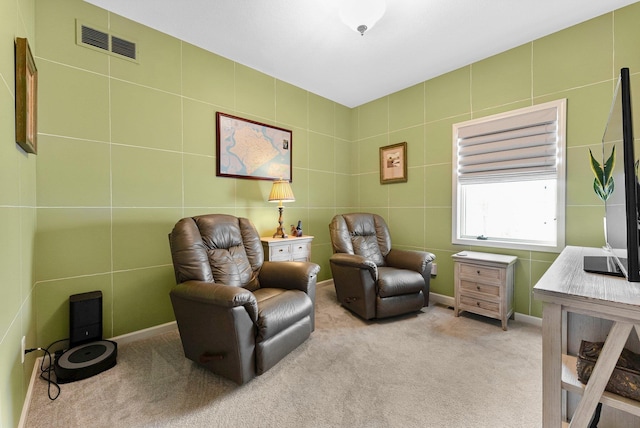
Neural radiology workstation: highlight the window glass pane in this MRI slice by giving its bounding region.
[459,179,557,245]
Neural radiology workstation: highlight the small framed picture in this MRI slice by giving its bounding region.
[15,37,38,154]
[379,142,407,184]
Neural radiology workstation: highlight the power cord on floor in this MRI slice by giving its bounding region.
[24,338,69,401]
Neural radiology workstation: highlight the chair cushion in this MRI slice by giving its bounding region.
[377,267,424,298]
[208,246,254,287]
[351,235,385,266]
[254,288,312,342]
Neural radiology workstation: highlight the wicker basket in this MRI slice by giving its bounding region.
[576,340,640,402]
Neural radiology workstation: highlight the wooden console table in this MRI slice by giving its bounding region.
[533,246,640,427]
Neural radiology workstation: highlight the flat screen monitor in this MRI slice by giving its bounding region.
[584,67,640,282]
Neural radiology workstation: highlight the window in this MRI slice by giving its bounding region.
[452,99,566,252]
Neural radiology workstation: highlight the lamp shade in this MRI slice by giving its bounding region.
[339,0,386,35]
[268,179,295,203]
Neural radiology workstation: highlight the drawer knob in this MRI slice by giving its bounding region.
[278,249,284,252]
[477,302,480,306]
[477,270,481,275]
[476,286,480,290]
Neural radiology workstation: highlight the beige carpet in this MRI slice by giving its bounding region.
[24,284,542,427]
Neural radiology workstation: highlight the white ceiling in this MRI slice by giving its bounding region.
[84,0,638,108]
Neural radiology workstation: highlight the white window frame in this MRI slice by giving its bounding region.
[452,99,566,252]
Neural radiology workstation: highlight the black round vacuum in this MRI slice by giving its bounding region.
[54,340,117,383]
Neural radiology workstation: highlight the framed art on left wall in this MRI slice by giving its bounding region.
[15,37,38,154]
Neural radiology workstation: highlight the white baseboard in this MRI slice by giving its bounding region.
[316,278,333,287]
[110,320,177,345]
[429,292,455,308]
[514,312,542,327]
[18,356,43,428]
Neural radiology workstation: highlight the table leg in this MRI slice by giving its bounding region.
[542,302,563,428]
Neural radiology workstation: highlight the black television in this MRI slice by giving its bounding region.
[584,67,640,282]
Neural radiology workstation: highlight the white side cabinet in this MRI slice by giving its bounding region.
[452,251,517,331]
[261,236,314,262]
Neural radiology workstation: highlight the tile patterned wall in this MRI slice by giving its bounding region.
[0,0,37,426]
[33,0,353,347]
[351,3,640,318]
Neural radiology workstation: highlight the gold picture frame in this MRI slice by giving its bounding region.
[15,37,38,154]
[380,142,407,184]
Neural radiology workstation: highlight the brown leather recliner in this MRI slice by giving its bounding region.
[329,213,435,320]
[168,214,320,384]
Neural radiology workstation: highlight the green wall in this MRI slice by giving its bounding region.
[0,0,37,427]
[32,0,354,348]
[351,2,640,319]
[3,0,640,425]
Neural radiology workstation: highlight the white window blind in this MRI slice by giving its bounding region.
[452,99,567,252]
[456,101,564,182]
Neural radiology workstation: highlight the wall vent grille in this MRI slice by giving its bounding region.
[111,36,136,60]
[76,21,138,63]
[81,25,109,51]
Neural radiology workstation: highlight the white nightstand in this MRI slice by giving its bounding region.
[261,236,314,262]
[452,251,517,330]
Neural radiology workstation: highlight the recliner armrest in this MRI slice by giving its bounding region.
[259,261,320,293]
[170,280,258,322]
[386,248,435,275]
[329,253,378,279]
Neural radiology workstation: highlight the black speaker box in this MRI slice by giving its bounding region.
[69,290,103,348]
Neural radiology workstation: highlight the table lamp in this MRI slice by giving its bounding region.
[268,179,295,238]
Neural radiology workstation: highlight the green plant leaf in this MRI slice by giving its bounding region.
[603,177,614,199]
[589,149,605,187]
[603,145,616,185]
[593,178,606,200]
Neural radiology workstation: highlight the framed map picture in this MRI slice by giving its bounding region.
[216,112,292,181]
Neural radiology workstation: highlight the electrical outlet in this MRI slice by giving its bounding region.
[431,263,438,276]
[21,336,26,364]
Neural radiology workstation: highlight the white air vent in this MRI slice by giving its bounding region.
[76,20,138,63]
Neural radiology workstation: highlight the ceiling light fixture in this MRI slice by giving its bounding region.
[339,0,386,36]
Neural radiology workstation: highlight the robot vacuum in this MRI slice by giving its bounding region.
[54,340,117,383]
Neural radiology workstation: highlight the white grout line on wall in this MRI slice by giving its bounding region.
[107,11,115,337]
[527,41,533,103]
[180,42,185,217]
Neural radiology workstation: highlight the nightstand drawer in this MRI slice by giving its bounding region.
[460,279,500,298]
[459,295,500,313]
[292,242,309,257]
[269,245,292,261]
[459,264,502,284]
